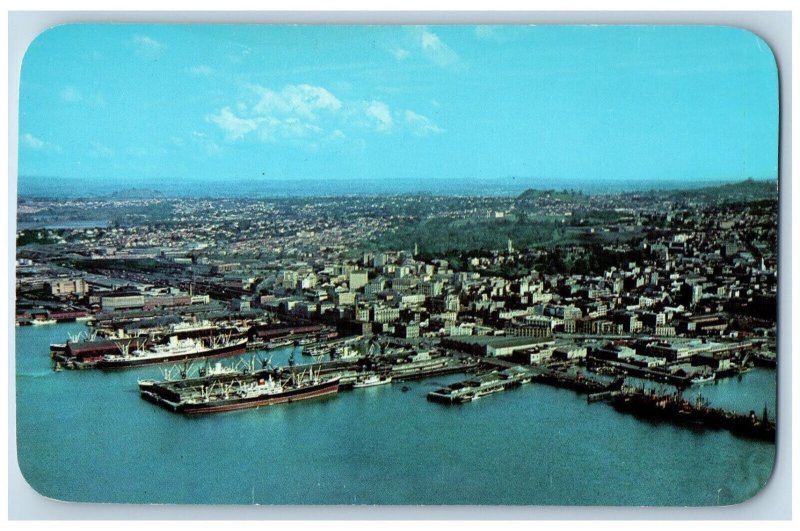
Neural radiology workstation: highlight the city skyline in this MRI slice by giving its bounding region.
[19,24,778,187]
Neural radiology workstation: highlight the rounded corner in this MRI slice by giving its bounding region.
[717,445,779,508]
[19,23,68,70]
[14,447,70,504]
[722,25,779,73]
[18,22,99,81]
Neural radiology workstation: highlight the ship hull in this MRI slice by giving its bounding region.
[96,340,247,370]
[168,378,340,414]
[352,378,391,388]
[610,392,775,442]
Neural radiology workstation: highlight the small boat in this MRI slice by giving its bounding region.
[266,339,293,350]
[302,345,330,357]
[31,319,57,326]
[473,385,505,399]
[334,344,360,360]
[352,374,392,388]
[691,373,716,385]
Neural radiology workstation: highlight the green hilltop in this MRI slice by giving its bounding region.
[663,178,777,202]
[516,178,777,203]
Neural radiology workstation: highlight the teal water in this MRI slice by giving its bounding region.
[15,323,776,506]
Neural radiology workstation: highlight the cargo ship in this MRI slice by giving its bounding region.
[96,335,248,369]
[51,331,158,369]
[140,368,340,414]
[608,387,776,442]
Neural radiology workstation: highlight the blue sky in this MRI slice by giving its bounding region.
[18,24,778,187]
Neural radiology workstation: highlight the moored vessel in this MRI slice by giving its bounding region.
[97,335,248,369]
[608,386,775,442]
[140,366,340,414]
[352,374,392,388]
[691,372,716,385]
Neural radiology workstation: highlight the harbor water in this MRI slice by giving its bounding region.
[15,323,776,506]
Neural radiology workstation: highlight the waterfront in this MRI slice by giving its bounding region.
[15,323,776,506]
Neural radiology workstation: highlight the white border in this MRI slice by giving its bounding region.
[4,8,793,522]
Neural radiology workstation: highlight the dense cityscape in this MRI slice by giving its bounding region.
[15,179,777,436]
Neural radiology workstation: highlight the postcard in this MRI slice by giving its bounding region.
[15,23,778,507]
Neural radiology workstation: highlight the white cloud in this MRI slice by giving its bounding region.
[209,84,345,143]
[89,141,114,158]
[133,35,163,58]
[474,26,501,41]
[187,65,214,76]
[133,35,162,50]
[474,26,525,42]
[366,101,393,132]
[281,118,323,137]
[384,27,465,69]
[207,83,440,146]
[60,87,108,108]
[403,110,444,136]
[22,133,61,152]
[191,131,222,155]
[207,105,324,144]
[207,107,261,140]
[91,93,107,107]
[22,133,44,149]
[61,86,82,103]
[418,27,464,69]
[252,84,342,120]
[391,48,410,60]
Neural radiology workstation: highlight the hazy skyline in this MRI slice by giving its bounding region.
[18,24,778,187]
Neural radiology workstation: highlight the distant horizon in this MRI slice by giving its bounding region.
[16,174,777,200]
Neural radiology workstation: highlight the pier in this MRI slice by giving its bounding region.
[139,351,479,413]
[427,366,533,404]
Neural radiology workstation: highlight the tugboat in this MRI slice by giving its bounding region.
[352,373,392,388]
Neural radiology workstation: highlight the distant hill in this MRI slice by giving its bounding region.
[516,178,777,203]
[516,188,587,202]
[107,188,164,199]
[663,178,777,203]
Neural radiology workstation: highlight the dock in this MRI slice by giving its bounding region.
[530,369,623,394]
[427,366,533,404]
[139,350,478,413]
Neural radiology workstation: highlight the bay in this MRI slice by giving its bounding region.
[15,323,776,506]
